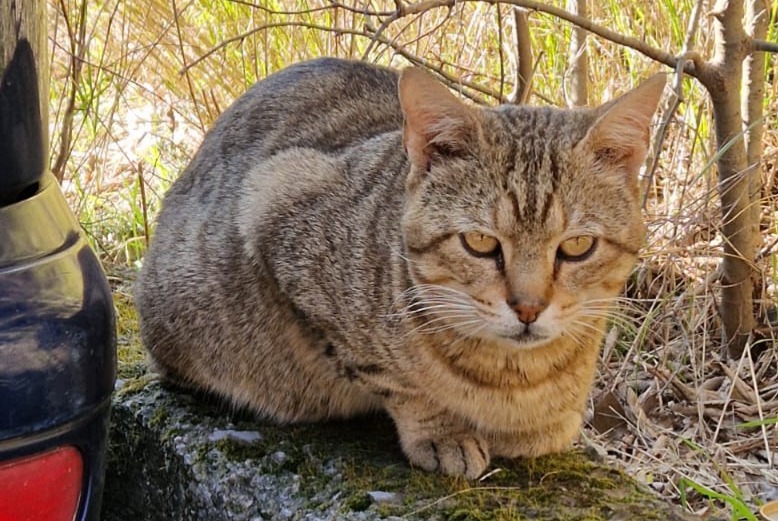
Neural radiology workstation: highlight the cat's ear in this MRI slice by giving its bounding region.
[580,73,666,182]
[398,67,479,185]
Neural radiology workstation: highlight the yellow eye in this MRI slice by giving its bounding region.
[461,232,500,256]
[558,235,596,259]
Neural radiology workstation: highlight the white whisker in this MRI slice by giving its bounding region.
[387,282,491,339]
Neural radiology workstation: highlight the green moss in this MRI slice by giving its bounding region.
[328,449,674,520]
[343,492,373,512]
[115,372,156,399]
[212,438,269,461]
[148,405,170,429]
[113,288,147,379]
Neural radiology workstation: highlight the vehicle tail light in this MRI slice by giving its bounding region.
[0,446,83,521]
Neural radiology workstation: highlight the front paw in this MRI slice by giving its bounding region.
[405,434,490,479]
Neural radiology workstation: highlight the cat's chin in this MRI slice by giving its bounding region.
[505,332,557,350]
[474,330,560,351]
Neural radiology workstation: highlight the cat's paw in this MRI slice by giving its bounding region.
[405,434,490,479]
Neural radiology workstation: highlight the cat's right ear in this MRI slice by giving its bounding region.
[398,67,479,189]
[578,73,666,190]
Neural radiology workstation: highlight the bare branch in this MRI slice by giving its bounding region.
[683,0,705,50]
[642,0,704,205]
[363,23,501,103]
[181,22,371,75]
[752,38,778,53]
[508,7,532,104]
[403,0,694,75]
[51,0,89,182]
[497,7,506,99]
[361,11,402,59]
[223,0,343,16]
[564,0,587,107]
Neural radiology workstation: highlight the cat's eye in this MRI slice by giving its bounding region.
[460,232,500,257]
[558,235,596,261]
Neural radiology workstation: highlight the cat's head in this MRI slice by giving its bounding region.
[398,68,664,349]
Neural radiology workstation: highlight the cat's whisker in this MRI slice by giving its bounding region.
[408,296,475,306]
[394,298,477,315]
[402,309,483,335]
[584,296,639,306]
[416,323,482,336]
[388,297,473,318]
[401,301,475,313]
[395,250,420,265]
[405,313,481,332]
[446,323,489,346]
[578,311,640,328]
[561,330,583,349]
[410,284,473,299]
[412,309,478,322]
[577,308,635,320]
[392,284,474,312]
[566,319,607,340]
[583,297,646,315]
[415,319,485,336]
[406,317,477,336]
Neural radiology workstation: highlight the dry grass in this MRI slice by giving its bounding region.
[48,0,778,518]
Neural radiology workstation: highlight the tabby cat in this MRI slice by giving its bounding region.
[136,58,664,478]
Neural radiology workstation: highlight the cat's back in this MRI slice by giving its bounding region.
[138,58,407,344]
[168,58,403,198]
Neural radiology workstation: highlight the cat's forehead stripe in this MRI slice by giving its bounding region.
[492,108,565,227]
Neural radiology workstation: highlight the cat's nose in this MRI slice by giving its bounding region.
[508,298,547,324]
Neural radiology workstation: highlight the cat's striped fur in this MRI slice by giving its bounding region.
[136,58,664,478]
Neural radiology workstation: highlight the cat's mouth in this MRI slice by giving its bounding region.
[506,330,550,348]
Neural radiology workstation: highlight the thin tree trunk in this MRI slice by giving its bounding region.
[566,0,588,106]
[702,0,757,357]
[742,0,768,292]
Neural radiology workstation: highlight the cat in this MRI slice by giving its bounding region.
[135,58,664,479]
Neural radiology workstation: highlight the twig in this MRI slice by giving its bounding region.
[641,50,699,209]
[181,22,372,74]
[713,336,753,443]
[51,0,89,182]
[641,0,706,195]
[403,0,699,76]
[745,345,774,466]
[496,6,505,100]
[328,1,396,17]
[756,235,778,261]
[361,9,401,59]
[363,22,503,103]
[563,0,588,107]
[404,486,526,517]
[222,0,357,17]
[137,163,150,249]
[172,0,205,132]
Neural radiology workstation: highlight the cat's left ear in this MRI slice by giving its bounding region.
[398,67,480,189]
[579,73,666,183]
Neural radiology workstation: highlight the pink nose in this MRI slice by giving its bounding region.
[509,300,547,324]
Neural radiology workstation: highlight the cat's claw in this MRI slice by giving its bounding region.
[407,435,490,479]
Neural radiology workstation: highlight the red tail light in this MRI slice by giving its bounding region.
[0,446,83,521]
